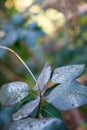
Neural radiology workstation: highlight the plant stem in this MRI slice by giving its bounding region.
[36,83,42,118]
[0,46,37,83]
[36,95,42,118]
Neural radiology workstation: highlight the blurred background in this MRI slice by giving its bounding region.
[0,0,87,130]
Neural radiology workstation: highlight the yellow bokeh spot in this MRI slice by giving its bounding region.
[32,9,65,34]
[5,0,14,9]
[33,15,55,34]
[14,0,34,12]
[5,0,65,35]
[29,5,41,13]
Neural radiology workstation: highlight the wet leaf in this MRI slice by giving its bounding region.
[34,62,52,91]
[13,98,40,120]
[0,82,29,107]
[46,80,87,110]
[52,64,85,83]
[3,117,66,130]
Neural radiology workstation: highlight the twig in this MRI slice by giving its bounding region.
[0,46,37,83]
[35,83,42,118]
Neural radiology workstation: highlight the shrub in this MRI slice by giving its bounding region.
[0,46,87,130]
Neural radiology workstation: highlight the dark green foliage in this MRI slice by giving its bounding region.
[41,102,61,118]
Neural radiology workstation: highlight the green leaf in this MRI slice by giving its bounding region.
[0,82,29,107]
[52,64,85,83]
[3,117,67,130]
[46,80,87,110]
[41,102,61,118]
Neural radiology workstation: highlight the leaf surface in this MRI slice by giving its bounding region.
[3,117,66,130]
[13,98,40,120]
[41,102,61,118]
[52,64,85,83]
[0,82,29,106]
[46,80,87,110]
[34,62,52,91]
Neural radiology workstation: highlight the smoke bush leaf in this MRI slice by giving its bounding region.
[13,98,40,121]
[52,64,85,83]
[46,80,87,110]
[0,82,29,107]
[34,62,52,91]
[3,117,66,130]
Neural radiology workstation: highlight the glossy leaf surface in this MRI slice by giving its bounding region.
[34,62,52,91]
[52,64,85,83]
[13,98,40,120]
[3,117,66,130]
[46,80,87,110]
[0,82,29,106]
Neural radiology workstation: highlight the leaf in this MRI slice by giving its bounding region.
[4,30,19,45]
[3,117,66,130]
[44,84,58,97]
[13,98,40,121]
[52,64,85,83]
[46,80,87,110]
[0,82,29,107]
[41,102,61,118]
[33,62,52,91]
[11,14,25,25]
[0,105,17,129]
